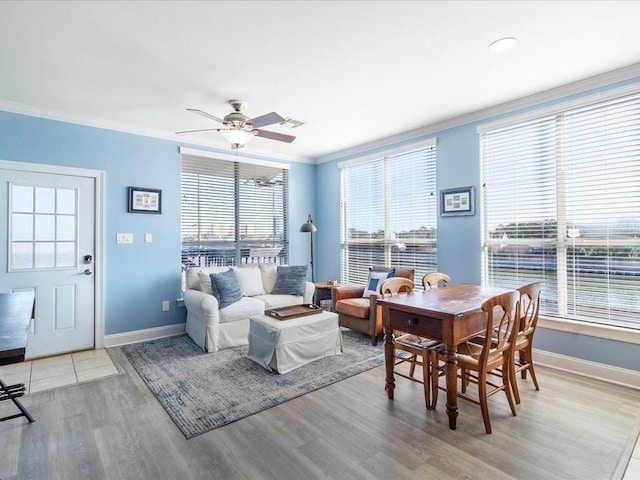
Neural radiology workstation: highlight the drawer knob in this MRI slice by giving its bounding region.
[407,318,418,327]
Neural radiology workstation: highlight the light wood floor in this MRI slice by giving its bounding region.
[1,346,639,480]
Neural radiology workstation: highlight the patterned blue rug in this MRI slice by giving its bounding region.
[121,330,384,439]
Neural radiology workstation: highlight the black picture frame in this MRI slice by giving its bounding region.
[440,186,475,216]
[127,186,162,214]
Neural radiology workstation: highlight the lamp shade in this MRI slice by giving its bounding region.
[300,214,317,232]
[220,128,256,145]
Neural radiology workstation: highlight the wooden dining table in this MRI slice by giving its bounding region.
[0,291,34,366]
[378,283,513,430]
[0,290,36,424]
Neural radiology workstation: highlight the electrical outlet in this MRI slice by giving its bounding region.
[162,300,170,312]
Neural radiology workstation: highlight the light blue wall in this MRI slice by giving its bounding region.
[0,111,315,336]
[1,74,638,371]
[287,161,317,270]
[315,76,640,372]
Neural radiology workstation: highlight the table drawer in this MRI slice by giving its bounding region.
[387,310,442,340]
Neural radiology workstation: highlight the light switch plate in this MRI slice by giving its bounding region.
[145,233,152,243]
[116,233,133,244]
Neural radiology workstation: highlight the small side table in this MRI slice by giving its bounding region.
[313,282,341,311]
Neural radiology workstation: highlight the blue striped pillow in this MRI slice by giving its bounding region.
[210,269,242,309]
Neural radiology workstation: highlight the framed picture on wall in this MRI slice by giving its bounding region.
[128,186,162,214]
[440,186,475,216]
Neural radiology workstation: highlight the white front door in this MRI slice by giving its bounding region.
[0,168,96,358]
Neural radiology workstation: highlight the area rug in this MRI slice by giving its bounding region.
[121,330,384,439]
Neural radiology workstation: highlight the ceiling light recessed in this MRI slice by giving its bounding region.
[489,37,517,53]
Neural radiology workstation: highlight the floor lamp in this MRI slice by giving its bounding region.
[300,214,317,282]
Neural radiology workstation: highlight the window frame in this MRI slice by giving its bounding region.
[180,148,290,268]
[338,138,438,286]
[478,84,640,343]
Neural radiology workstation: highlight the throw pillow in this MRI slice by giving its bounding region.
[210,269,242,309]
[271,265,308,296]
[198,271,218,297]
[259,263,278,294]
[362,268,395,297]
[232,266,265,296]
[196,267,229,295]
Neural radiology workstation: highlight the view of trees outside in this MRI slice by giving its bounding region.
[486,218,640,326]
[341,146,438,285]
[482,92,640,329]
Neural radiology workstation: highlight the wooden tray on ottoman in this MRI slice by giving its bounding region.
[265,304,324,320]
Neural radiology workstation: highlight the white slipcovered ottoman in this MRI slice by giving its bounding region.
[247,310,342,374]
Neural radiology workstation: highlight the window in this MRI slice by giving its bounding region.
[10,185,77,270]
[181,154,289,268]
[480,89,640,329]
[339,141,438,285]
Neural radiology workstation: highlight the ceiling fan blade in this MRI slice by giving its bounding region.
[255,129,296,143]
[250,112,284,128]
[175,128,220,135]
[186,108,224,124]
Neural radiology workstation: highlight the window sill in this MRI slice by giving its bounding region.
[538,315,640,345]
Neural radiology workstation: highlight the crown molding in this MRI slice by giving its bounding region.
[317,62,640,164]
[2,62,639,166]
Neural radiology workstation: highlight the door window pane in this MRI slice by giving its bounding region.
[35,214,55,241]
[56,189,76,214]
[12,185,33,212]
[35,187,55,214]
[56,242,76,267]
[11,243,33,269]
[56,215,76,241]
[12,213,33,241]
[34,242,55,268]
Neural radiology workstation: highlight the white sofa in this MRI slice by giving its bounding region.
[183,264,315,352]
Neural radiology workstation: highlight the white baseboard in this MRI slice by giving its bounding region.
[534,349,640,390]
[104,323,185,348]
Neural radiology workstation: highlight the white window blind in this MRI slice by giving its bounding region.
[181,155,289,267]
[481,91,640,329]
[340,145,438,285]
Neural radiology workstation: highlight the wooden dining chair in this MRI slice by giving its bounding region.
[510,282,542,404]
[421,272,451,290]
[409,272,452,407]
[434,290,520,433]
[382,277,439,409]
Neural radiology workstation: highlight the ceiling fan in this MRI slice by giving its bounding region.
[175,100,296,149]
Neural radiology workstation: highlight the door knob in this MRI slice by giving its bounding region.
[84,269,93,276]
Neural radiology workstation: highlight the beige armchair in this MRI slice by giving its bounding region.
[331,267,415,345]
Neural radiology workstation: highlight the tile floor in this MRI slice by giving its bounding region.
[0,349,119,394]
[625,436,640,480]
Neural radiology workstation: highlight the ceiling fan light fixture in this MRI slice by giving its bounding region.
[220,128,256,146]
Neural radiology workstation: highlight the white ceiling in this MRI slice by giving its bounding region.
[2,1,640,162]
